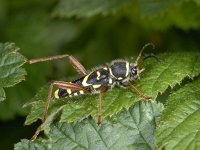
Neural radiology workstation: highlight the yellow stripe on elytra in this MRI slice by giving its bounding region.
[54,89,59,99]
[117,77,123,80]
[103,67,108,70]
[109,68,115,78]
[93,84,101,89]
[80,90,84,94]
[67,89,72,95]
[109,78,112,84]
[82,72,92,86]
[97,71,100,80]
[73,93,78,96]
[125,62,129,77]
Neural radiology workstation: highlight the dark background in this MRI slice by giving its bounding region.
[0,0,200,149]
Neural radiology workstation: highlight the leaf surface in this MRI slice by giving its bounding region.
[156,77,200,150]
[16,101,164,150]
[0,43,27,101]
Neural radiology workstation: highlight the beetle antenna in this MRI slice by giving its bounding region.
[134,43,155,66]
[143,53,160,62]
[137,53,160,67]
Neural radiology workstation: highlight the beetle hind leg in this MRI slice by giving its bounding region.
[28,54,87,76]
[31,81,91,141]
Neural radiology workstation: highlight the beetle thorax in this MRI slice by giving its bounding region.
[109,59,130,81]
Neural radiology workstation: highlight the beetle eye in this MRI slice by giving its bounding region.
[131,67,137,75]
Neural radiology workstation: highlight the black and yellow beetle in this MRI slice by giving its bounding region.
[28,43,157,140]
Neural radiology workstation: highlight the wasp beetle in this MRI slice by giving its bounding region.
[28,43,157,140]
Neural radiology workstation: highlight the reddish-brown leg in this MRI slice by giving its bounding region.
[28,54,87,75]
[43,81,90,123]
[31,81,91,141]
[97,87,109,126]
[128,82,151,100]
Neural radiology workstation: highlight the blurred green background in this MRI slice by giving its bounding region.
[0,0,200,149]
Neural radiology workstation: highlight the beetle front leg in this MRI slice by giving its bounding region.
[128,82,151,100]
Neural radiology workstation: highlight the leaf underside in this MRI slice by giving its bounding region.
[53,0,200,30]
[0,43,27,101]
[53,0,132,18]
[15,101,164,150]
[53,0,182,18]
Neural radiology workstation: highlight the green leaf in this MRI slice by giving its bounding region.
[136,0,180,17]
[25,52,200,128]
[0,43,27,101]
[193,0,200,5]
[54,0,200,30]
[15,139,46,150]
[15,101,164,150]
[0,88,5,101]
[163,1,200,30]
[136,52,200,98]
[53,0,133,18]
[0,5,59,120]
[156,77,200,150]
[128,0,200,30]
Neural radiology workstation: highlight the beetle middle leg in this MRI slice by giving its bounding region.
[97,87,109,126]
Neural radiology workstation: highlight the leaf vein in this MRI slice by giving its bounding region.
[162,107,200,145]
[87,119,108,148]
[128,109,152,149]
[54,123,86,149]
